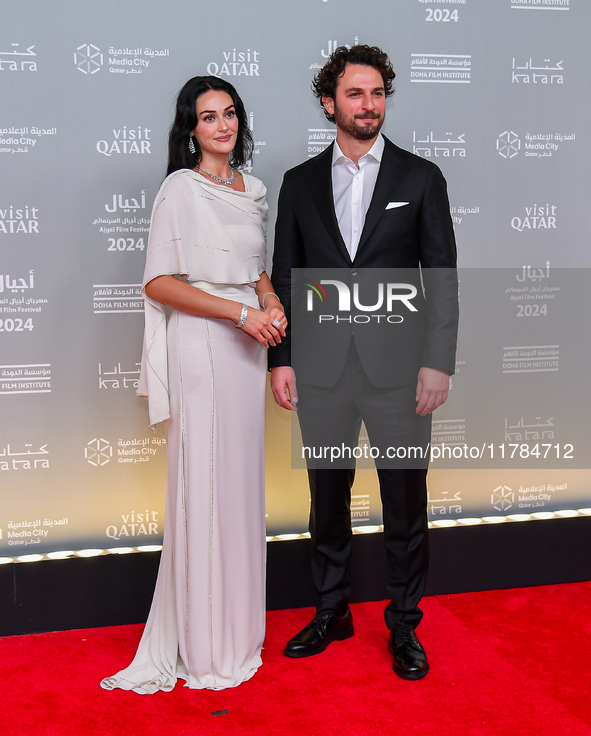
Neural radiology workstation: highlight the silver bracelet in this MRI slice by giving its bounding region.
[235,303,248,328]
[261,291,280,310]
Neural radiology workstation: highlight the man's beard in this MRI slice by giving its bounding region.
[334,106,384,141]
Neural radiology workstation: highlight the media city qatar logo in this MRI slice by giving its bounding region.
[85,438,112,466]
[0,126,57,156]
[74,44,103,75]
[497,131,520,159]
[304,278,417,324]
[491,485,514,512]
[498,130,575,160]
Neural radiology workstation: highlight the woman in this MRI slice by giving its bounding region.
[101,76,286,693]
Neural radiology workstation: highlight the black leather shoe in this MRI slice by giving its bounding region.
[284,608,354,658]
[388,623,429,680]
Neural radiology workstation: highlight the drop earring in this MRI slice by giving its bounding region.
[188,136,196,154]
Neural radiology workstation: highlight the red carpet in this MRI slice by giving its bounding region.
[2,582,591,736]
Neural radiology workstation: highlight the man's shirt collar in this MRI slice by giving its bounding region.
[332,133,384,167]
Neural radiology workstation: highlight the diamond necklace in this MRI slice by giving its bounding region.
[195,165,236,186]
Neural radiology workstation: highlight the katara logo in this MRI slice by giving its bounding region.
[85,438,112,466]
[305,279,418,324]
[74,44,103,75]
[491,485,514,512]
[497,131,520,159]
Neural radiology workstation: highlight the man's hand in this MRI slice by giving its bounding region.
[271,366,298,411]
[415,367,449,416]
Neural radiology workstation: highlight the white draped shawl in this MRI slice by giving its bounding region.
[137,169,268,428]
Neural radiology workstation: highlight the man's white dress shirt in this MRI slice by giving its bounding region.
[331,133,384,261]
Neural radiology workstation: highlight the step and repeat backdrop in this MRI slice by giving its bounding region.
[2,0,589,559]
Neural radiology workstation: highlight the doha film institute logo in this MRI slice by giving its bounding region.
[74,44,103,75]
[491,485,514,512]
[85,437,112,466]
[497,131,521,159]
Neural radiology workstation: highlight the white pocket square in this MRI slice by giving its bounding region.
[386,201,410,210]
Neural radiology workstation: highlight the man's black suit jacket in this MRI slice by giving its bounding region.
[269,136,458,389]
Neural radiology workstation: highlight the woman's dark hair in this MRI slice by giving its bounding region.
[167,76,253,176]
[312,45,396,123]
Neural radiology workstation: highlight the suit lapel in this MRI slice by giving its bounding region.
[356,138,411,256]
[309,143,352,265]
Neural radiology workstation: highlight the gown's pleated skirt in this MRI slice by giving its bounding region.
[101,285,266,693]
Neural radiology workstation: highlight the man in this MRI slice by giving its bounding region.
[269,45,458,679]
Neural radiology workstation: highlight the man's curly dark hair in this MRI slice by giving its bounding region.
[312,45,396,123]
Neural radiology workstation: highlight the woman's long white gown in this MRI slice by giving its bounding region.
[101,170,268,693]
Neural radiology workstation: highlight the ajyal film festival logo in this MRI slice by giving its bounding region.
[85,438,112,466]
[74,44,103,75]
